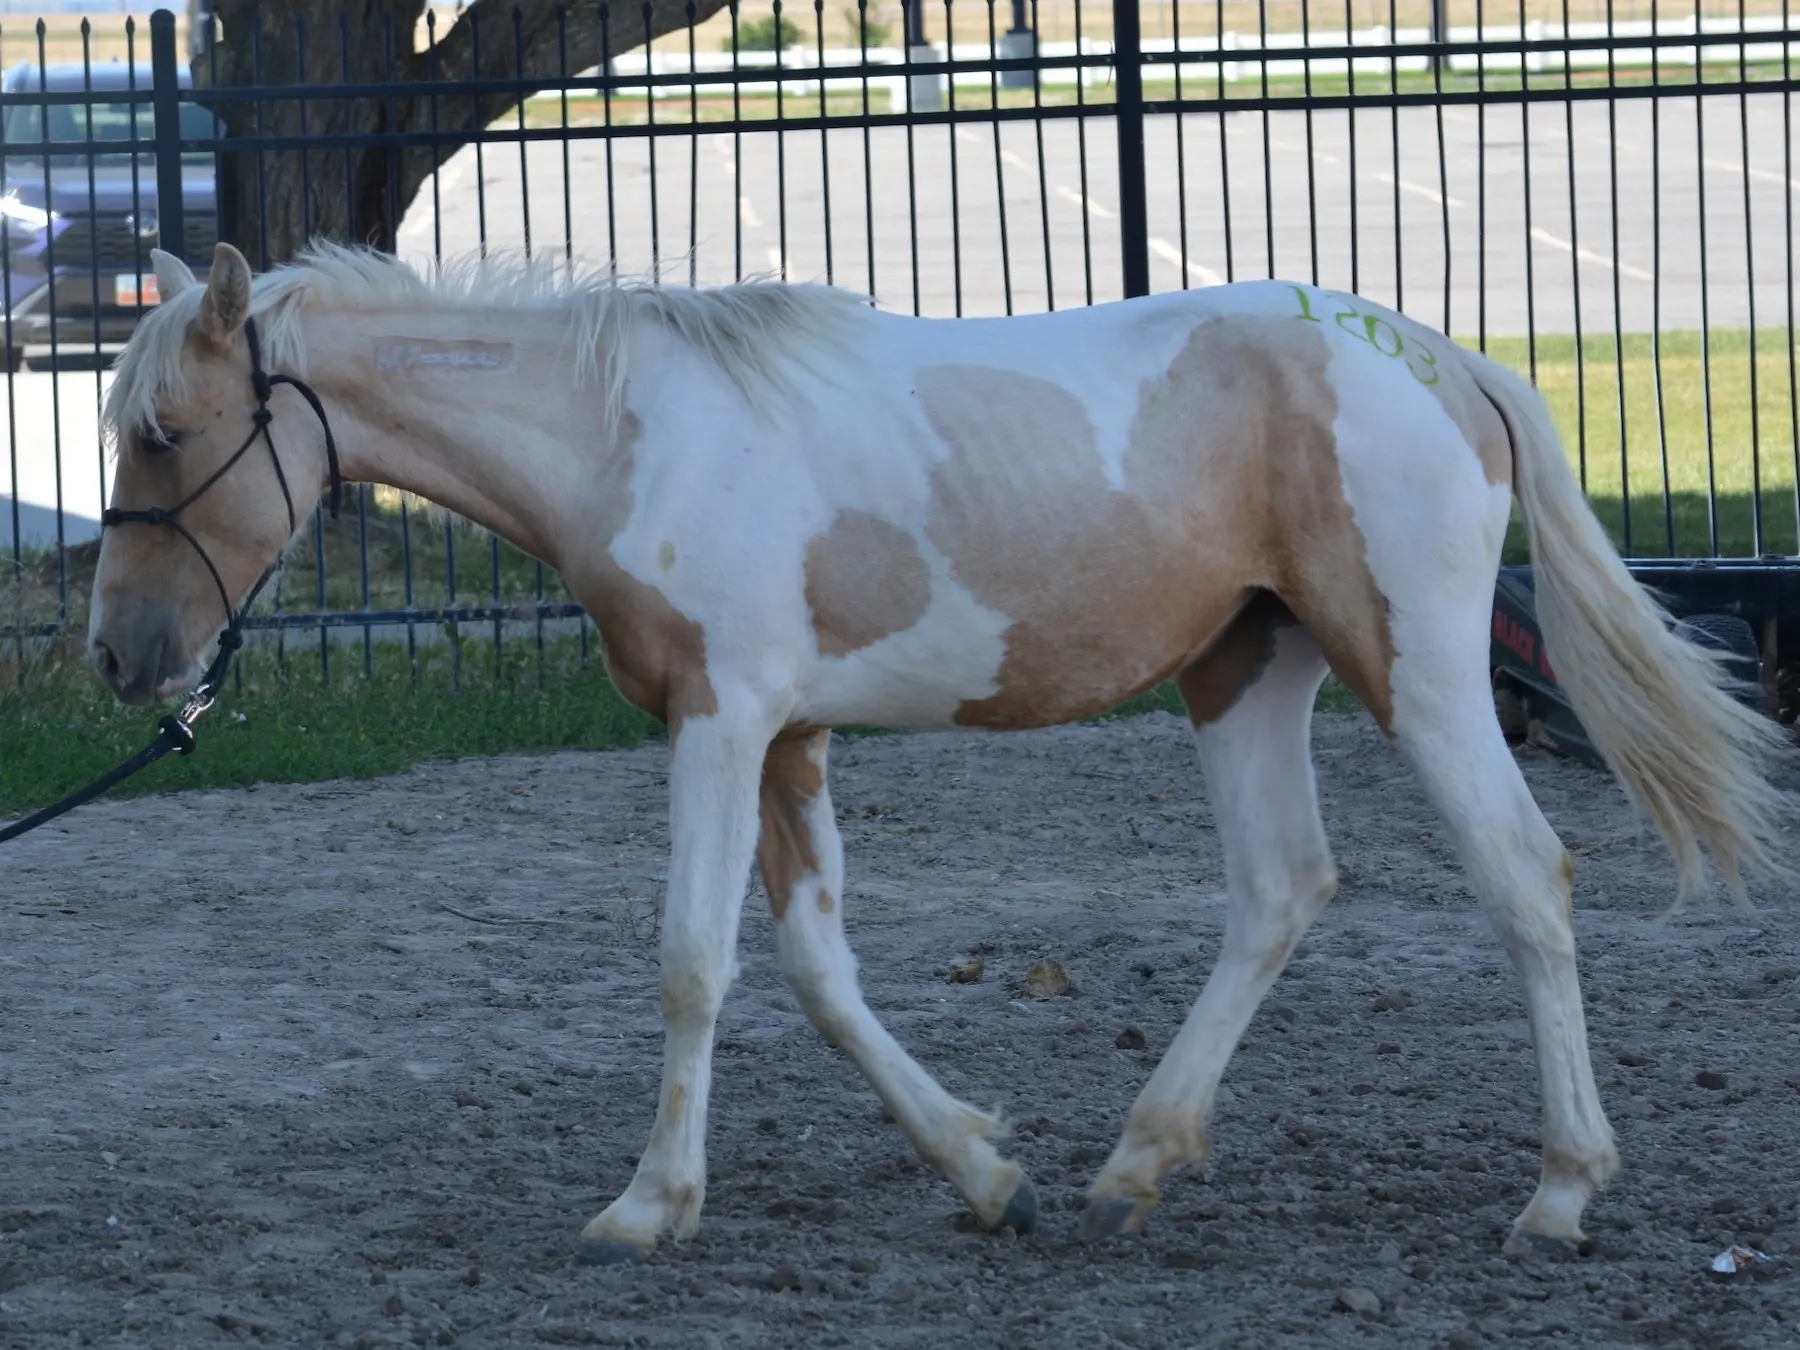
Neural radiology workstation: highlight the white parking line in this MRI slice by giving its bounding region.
[1705,157,1800,191]
[1529,226,1655,282]
[1269,138,1340,167]
[1376,171,1466,208]
[1056,183,1114,219]
[1149,237,1225,287]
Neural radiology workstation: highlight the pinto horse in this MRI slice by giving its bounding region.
[87,241,1791,1264]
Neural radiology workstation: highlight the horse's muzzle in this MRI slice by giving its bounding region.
[89,607,183,706]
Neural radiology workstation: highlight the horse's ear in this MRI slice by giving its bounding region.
[150,248,197,300]
[197,242,253,343]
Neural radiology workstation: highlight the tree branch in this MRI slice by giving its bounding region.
[201,0,728,263]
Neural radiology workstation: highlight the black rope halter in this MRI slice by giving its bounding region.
[0,315,343,845]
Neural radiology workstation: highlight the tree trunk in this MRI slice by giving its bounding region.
[194,0,728,268]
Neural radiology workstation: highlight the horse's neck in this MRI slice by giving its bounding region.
[303,304,620,567]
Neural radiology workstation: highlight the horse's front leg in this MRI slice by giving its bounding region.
[575,702,770,1266]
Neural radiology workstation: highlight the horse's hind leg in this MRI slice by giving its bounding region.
[758,729,1037,1233]
[1082,598,1338,1239]
[1384,640,1618,1250]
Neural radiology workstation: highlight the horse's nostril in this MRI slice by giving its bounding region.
[93,639,121,682]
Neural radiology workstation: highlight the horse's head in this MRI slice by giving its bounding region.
[89,242,330,705]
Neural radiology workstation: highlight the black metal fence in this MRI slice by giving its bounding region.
[5,0,1800,687]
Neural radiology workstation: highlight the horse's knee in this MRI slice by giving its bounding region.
[661,961,729,1024]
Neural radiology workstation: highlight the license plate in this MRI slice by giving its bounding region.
[115,273,159,307]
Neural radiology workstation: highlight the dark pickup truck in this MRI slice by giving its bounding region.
[1,60,220,371]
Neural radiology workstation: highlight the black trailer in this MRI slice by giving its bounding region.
[1489,561,1799,767]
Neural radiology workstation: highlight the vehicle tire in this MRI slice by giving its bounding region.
[3,346,21,375]
[1673,612,1761,709]
[1493,676,1531,741]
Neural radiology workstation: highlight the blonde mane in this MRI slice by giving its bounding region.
[104,241,864,451]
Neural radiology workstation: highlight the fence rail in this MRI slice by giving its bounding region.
[4,0,1800,688]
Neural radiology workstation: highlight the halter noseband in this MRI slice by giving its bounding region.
[100,315,344,730]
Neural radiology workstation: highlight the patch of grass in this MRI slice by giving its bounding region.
[514,59,1787,129]
[1485,328,1800,561]
[0,634,660,819]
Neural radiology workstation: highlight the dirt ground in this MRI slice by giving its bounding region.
[2,707,1797,1349]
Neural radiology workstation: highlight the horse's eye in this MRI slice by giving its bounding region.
[142,430,181,455]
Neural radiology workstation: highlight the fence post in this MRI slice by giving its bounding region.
[1112,0,1149,299]
[999,0,1036,91]
[150,9,186,265]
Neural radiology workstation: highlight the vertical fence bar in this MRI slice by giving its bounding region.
[1606,0,1630,553]
[858,0,877,302]
[1074,0,1094,303]
[1112,0,1149,297]
[82,22,107,533]
[987,0,1013,313]
[1650,0,1672,553]
[944,0,963,315]
[1517,0,1535,382]
[816,0,835,289]
[37,23,66,628]
[1342,0,1357,294]
[1738,0,1763,555]
[1174,0,1194,287]
[1030,0,1053,308]
[1302,0,1319,287]
[151,10,187,264]
[1786,0,1800,552]
[0,23,20,674]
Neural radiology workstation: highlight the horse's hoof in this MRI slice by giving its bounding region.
[570,1238,648,1268]
[1077,1194,1152,1242]
[1502,1228,1596,1260]
[994,1178,1038,1235]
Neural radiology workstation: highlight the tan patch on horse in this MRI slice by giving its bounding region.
[920,367,1246,728]
[757,729,827,922]
[804,509,932,657]
[817,890,836,915]
[1179,592,1297,727]
[580,410,719,733]
[1425,349,1513,488]
[1211,325,1397,734]
[920,318,1397,732]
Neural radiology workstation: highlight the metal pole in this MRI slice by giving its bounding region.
[905,0,942,112]
[1000,0,1036,89]
[1112,0,1149,297]
[150,9,186,263]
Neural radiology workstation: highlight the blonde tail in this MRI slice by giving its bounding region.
[1465,349,1796,907]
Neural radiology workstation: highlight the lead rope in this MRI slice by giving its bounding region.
[0,317,343,845]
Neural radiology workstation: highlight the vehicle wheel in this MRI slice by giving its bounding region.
[3,346,21,375]
[1493,676,1531,740]
[1674,612,1761,708]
